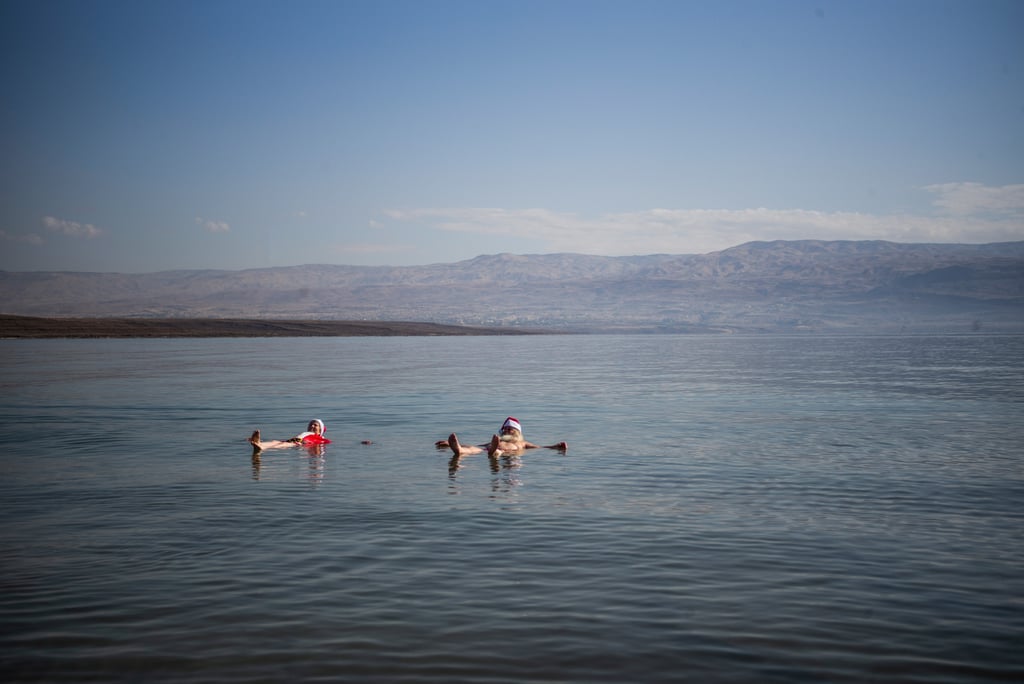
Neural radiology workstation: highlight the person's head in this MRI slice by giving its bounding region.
[308,419,325,434]
[500,416,522,439]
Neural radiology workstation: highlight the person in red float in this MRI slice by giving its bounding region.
[437,416,567,457]
[249,419,330,454]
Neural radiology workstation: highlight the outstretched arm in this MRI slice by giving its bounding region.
[522,441,568,451]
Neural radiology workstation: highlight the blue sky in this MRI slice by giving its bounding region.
[1,0,1022,272]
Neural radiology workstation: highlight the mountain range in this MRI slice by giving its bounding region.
[2,240,1023,333]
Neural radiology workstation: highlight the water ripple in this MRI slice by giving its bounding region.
[2,335,1022,682]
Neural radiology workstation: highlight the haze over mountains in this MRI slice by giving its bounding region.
[2,240,1023,333]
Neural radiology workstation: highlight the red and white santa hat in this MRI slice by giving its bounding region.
[501,417,522,432]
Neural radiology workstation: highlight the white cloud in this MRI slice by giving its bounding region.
[923,182,1024,217]
[42,216,103,238]
[384,183,1024,255]
[0,229,44,245]
[196,217,231,233]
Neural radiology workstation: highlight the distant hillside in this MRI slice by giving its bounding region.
[2,240,1022,333]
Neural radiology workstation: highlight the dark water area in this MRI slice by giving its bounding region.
[1,334,1022,682]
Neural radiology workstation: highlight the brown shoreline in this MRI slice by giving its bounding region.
[0,315,546,338]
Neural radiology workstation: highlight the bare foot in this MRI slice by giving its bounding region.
[554,441,568,451]
[448,433,463,456]
[249,430,263,454]
[487,434,502,457]
[435,439,450,449]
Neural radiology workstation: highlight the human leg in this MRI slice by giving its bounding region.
[449,433,484,456]
[248,429,301,453]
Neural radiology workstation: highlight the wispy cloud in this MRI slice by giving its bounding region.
[196,217,231,233]
[0,229,44,245]
[384,183,1024,255]
[42,216,103,238]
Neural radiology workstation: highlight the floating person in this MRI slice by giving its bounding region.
[249,419,330,454]
[437,416,568,457]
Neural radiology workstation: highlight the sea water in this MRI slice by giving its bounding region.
[1,334,1022,683]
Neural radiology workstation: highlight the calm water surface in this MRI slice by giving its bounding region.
[1,334,1022,683]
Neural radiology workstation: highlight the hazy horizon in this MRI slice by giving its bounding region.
[3,236,1024,276]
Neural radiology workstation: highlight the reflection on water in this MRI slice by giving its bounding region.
[489,453,524,495]
[442,437,528,497]
[250,443,327,484]
[446,451,524,498]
